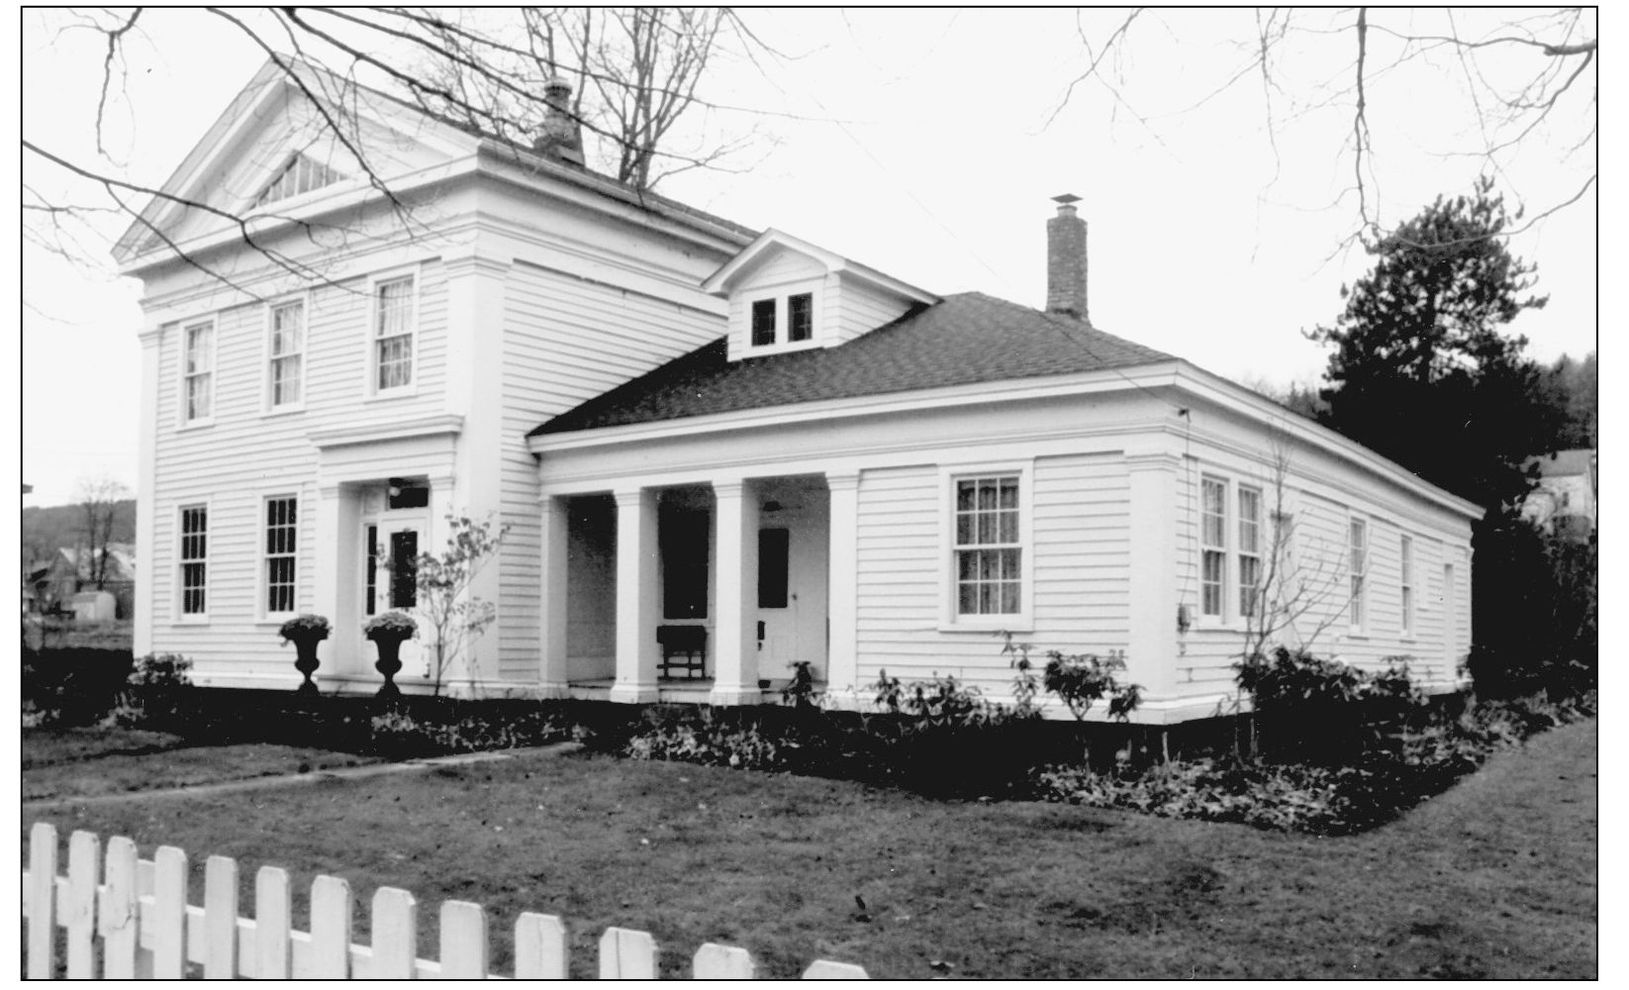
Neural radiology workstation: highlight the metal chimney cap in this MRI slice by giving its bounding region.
[1052,193,1082,206]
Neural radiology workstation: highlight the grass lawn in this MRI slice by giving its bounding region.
[21,719,1596,979]
[22,726,381,802]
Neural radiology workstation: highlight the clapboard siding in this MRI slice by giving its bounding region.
[852,453,1131,699]
[833,275,915,346]
[147,260,448,682]
[497,261,724,679]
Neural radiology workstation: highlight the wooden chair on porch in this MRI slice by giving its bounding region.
[656,625,707,679]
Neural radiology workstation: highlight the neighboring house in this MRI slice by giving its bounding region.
[28,544,138,619]
[120,60,1478,722]
[1521,449,1597,542]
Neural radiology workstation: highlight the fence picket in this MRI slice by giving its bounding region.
[66,831,101,977]
[803,960,870,979]
[27,822,57,979]
[306,875,353,977]
[202,856,238,978]
[369,887,418,979]
[694,943,757,979]
[514,913,568,979]
[151,847,188,978]
[600,927,659,979]
[254,866,292,979]
[439,901,489,978]
[101,836,139,978]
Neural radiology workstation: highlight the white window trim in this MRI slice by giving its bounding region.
[259,493,301,621]
[1197,474,1231,628]
[262,292,310,416]
[939,460,1034,632]
[1237,484,1264,623]
[1347,514,1369,635]
[174,500,211,624]
[1399,533,1414,640]
[177,317,216,430]
[366,265,421,400]
[742,282,823,357]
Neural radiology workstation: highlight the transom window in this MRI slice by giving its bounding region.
[255,153,344,208]
[374,276,415,392]
[1200,477,1227,618]
[180,505,208,616]
[268,300,304,409]
[264,496,298,615]
[1348,518,1368,629]
[1237,486,1262,618]
[183,320,214,423]
[954,476,1022,615]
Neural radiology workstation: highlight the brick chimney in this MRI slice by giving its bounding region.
[532,77,585,168]
[1046,194,1088,320]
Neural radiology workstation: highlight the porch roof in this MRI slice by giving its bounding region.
[529,292,1174,436]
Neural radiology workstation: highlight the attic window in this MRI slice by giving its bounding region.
[255,153,344,207]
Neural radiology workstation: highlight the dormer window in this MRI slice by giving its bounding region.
[788,293,813,342]
[255,153,344,208]
[751,299,776,346]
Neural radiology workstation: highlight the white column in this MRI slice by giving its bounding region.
[610,487,661,703]
[311,484,346,678]
[825,471,861,692]
[710,480,760,706]
[538,494,571,695]
[132,325,163,657]
[1126,446,1182,699]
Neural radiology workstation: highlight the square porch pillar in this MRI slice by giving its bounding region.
[825,471,861,691]
[710,480,761,706]
[537,494,571,696]
[1126,448,1182,699]
[611,487,661,703]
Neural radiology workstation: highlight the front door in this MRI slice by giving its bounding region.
[362,517,424,672]
[756,527,795,676]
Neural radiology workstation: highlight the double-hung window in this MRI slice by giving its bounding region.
[1237,486,1262,618]
[1399,535,1414,636]
[373,275,415,393]
[750,299,777,347]
[788,293,813,342]
[264,496,298,616]
[953,474,1023,618]
[179,505,208,617]
[1200,477,1227,618]
[1348,518,1368,630]
[268,300,305,409]
[182,320,214,424]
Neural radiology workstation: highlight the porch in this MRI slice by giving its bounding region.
[539,471,860,707]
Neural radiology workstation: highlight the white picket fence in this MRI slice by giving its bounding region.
[21,822,868,979]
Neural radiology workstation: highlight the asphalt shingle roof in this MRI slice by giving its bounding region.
[530,292,1176,436]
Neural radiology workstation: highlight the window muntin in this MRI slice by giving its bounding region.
[268,300,304,409]
[1399,535,1413,636]
[182,320,214,423]
[255,153,343,208]
[750,298,777,347]
[264,496,298,615]
[179,506,208,616]
[374,276,415,392]
[1200,477,1227,617]
[954,476,1022,615]
[389,530,418,609]
[365,525,379,617]
[1238,486,1262,618]
[788,293,813,342]
[1348,518,1368,629]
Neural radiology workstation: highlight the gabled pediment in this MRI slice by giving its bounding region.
[114,58,479,268]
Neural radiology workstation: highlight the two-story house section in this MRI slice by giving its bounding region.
[117,60,753,692]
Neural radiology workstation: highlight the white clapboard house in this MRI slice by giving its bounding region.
[119,61,1477,722]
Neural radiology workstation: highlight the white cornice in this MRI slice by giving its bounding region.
[309,413,463,450]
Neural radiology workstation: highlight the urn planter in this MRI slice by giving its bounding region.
[364,611,418,699]
[278,614,332,696]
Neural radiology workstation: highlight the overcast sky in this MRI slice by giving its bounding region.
[19,8,1599,507]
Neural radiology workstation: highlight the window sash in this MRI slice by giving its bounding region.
[183,323,213,421]
[788,293,813,342]
[750,299,776,346]
[1349,520,1367,626]
[180,506,208,615]
[1399,536,1413,634]
[264,497,298,614]
[375,277,414,391]
[953,475,1022,616]
[269,302,304,407]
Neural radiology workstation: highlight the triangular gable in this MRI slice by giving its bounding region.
[702,228,937,304]
[254,152,348,207]
[114,57,478,267]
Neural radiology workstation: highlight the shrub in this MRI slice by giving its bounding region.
[781,660,819,709]
[119,653,194,726]
[1000,635,1142,722]
[1233,647,1429,764]
[22,647,133,726]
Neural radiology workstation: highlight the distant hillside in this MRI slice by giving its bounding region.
[22,499,136,565]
